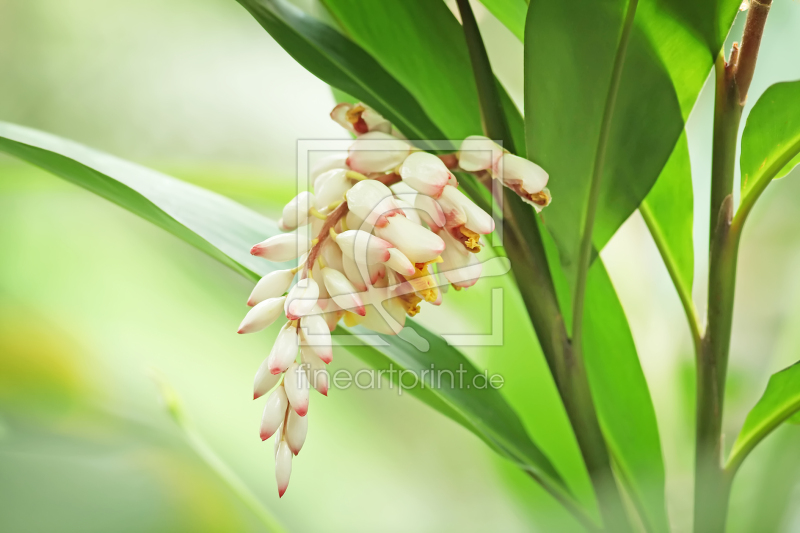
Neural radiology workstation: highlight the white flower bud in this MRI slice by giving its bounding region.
[375,215,445,263]
[346,131,412,173]
[399,152,455,198]
[267,325,299,375]
[253,357,282,400]
[247,270,295,307]
[322,267,366,315]
[439,230,482,288]
[439,185,495,235]
[311,153,348,186]
[301,345,330,396]
[300,313,332,364]
[284,362,310,417]
[457,135,503,172]
[413,193,446,229]
[344,179,404,228]
[494,153,551,209]
[280,191,314,231]
[285,409,309,456]
[384,247,415,276]
[251,233,311,262]
[330,102,391,135]
[238,296,286,334]
[284,278,319,320]
[334,230,392,264]
[341,253,367,292]
[260,386,288,441]
[314,169,352,210]
[275,440,293,498]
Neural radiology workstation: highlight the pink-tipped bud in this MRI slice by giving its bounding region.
[253,357,282,400]
[438,185,494,235]
[247,270,295,307]
[281,191,314,231]
[275,440,292,497]
[344,179,404,228]
[301,345,330,394]
[238,297,286,334]
[494,153,550,209]
[335,230,392,265]
[414,193,446,229]
[251,233,311,262]
[384,247,415,276]
[375,215,445,264]
[267,325,299,375]
[259,386,288,441]
[299,314,332,363]
[399,152,455,198]
[284,278,320,320]
[284,362,310,417]
[285,409,309,456]
[457,135,503,172]
[321,267,366,315]
[346,131,412,173]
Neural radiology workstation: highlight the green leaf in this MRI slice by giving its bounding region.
[583,261,669,533]
[320,0,523,151]
[727,361,800,473]
[740,81,800,203]
[477,0,528,42]
[640,133,695,301]
[235,0,445,140]
[0,121,567,494]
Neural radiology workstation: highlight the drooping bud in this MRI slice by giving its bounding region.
[439,230,482,288]
[247,270,295,307]
[344,179,404,228]
[280,191,315,231]
[275,440,293,498]
[267,325,300,375]
[330,102,391,135]
[253,357,282,400]
[238,297,286,334]
[494,153,551,210]
[314,169,352,210]
[301,345,330,396]
[334,230,392,265]
[457,135,503,172]
[413,193,446,229]
[300,313,332,364]
[375,214,445,263]
[284,278,320,320]
[251,233,311,262]
[346,131,412,173]
[285,409,309,455]
[260,386,288,441]
[384,247,415,276]
[321,267,366,315]
[284,362,310,416]
[399,151,455,198]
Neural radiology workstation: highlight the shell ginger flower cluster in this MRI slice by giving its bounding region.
[238,102,551,497]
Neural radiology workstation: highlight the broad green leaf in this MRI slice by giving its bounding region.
[727,361,800,473]
[641,133,694,297]
[740,81,800,203]
[235,0,445,140]
[0,121,566,493]
[477,0,528,42]
[583,261,668,533]
[320,0,524,153]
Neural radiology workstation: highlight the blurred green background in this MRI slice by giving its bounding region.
[1,1,800,532]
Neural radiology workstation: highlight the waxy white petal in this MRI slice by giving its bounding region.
[300,313,332,363]
[375,215,445,263]
[439,185,495,234]
[457,135,503,172]
[267,325,299,375]
[414,193,446,229]
[275,440,293,498]
[280,191,314,231]
[384,247,415,275]
[319,240,344,272]
[341,253,367,292]
[399,151,454,198]
[344,179,403,228]
[311,153,348,186]
[284,362,310,416]
[301,345,330,395]
[313,168,352,209]
[238,297,286,334]
[439,231,482,288]
[284,278,320,320]
[335,230,392,264]
[359,298,407,335]
[260,386,288,441]
[247,270,295,307]
[346,131,412,173]
[322,266,366,315]
[285,409,309,456]
[251,233,311,262]
[253,357,282,400]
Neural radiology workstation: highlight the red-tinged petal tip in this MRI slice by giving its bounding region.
[270,367,282,375]
[246,299,255,307]
[278,486,287,498]
[295,405,308,417]
[254,391,262,400]
[250,245,263,256]
[320,354,333,364]
[260,431,273,441]
[237,328,245,334]
[356,306,366,317]
[321,387,329,397]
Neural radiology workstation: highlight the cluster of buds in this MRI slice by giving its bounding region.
[238,102,550,497]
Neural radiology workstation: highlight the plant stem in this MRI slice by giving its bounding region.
[694,1,772,524]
